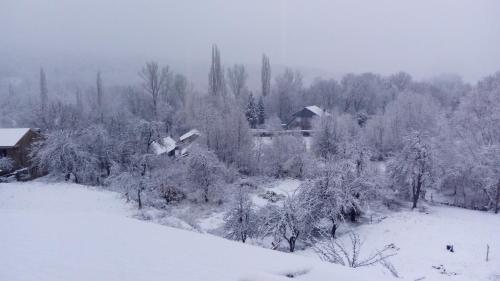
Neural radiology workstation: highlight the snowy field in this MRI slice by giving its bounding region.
[300,207,500,281]
[0,181,384,281]
[1,181,498,281]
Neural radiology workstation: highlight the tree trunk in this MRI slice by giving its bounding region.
[137,189,142,209]
[412,174,422,209]
[330,220,337,238]
[204,186,209,203]
[350,208,357,222]
[288,237,296,252]
[495,179,500,214]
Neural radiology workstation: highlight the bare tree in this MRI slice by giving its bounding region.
[139,61,169,119]
[273,68,302,122]
[75,87,83,113]
[314,231,398,276]
[227,64,248,100]
[261,54,271,97]
[96,71,104,123]
[208,45,226,102]
[39,67,48,114]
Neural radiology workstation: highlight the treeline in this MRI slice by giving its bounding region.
[0,44,499,233]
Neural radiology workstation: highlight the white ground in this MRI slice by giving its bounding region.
[252,179,302,207]
[354,206,500,281]
[0,181,385,281]
[298,205,500,281]
[1,181,498,281]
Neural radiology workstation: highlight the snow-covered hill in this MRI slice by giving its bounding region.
[0,182,386,281]
[1,181,499,281]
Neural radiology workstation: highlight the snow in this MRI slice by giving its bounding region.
[2,181,498,281]
[252,179,302,207]
[322,206,500,281]
[305,105,328,117]
[271,179,302,196]
[0,128,30,147]
[179,129,200,142]
[0,181,384,281]
[151,136,176,155]
[197,211,225,232]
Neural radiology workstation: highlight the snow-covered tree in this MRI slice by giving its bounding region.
[312,113,361,160]
[31,130,100,184]
[389,132,434,209]
[298,159,370,238]
[261,135,307,178]
[364,92,438,156]
[259,195,312,252]
[271,68,302,122]
[0,157,14,173]
[223,185,257,243]
[186,146,229,203]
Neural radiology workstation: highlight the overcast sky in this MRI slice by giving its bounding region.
[1,0,500,83]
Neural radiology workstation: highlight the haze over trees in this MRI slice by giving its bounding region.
[1,43,499,257]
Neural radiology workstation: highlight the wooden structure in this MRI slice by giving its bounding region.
[286,105,329,130]
[151,129,201,157]
[0,128,41,175]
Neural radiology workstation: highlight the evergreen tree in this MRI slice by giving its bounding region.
[245,93,258,128]
[257,96,265,125]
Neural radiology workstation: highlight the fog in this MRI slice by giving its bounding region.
[1,0,500,86]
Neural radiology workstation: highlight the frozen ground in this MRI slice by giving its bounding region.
[0,181,385,281]
[252,179,302,207]
[1,181,498,281]
[356,206,500,281]
[299,204,500,281]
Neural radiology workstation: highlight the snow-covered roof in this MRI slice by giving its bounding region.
[0,128,31,148]
[163,137,176,151]
[179,129,200,142]
[151,137,177,155]
[305,105,327,116]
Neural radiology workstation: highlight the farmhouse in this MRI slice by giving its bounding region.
[286,105,329,130]
[0,128,41,175]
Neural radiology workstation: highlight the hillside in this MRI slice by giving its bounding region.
[0,181,387,281]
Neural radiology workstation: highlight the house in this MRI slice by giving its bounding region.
[179,129,200,145]
[151,129,201,157]
[286,105,329,130]
[178,129,201,155]
[0,128,41,175]
[151,136,178,156]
